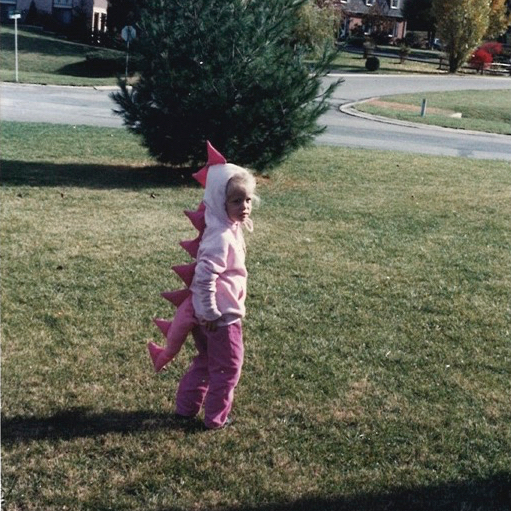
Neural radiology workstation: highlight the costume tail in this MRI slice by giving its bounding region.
[148,141,227,373]
[148,295,196,372]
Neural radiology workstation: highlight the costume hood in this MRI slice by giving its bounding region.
[203,163,246,230]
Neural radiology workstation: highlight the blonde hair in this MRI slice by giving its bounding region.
[226,169,260,208]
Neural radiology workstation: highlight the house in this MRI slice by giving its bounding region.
[0,0,107,37]
[337,0,407,42]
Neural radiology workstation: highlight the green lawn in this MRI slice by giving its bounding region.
[354,90,511,135]
[331,49,445,75]
[0,25,446,86]
[2,121,510,511]
[0,25,123,86]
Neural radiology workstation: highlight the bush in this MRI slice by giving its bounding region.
[371,31,392,45]
[111,0,341,171]
[478,41,503,56]
[404,31,421,48]
[469,49,493,72]
[362,38,376,57]
[365,56,380,71]
[85,50,126,74]
[346,35,365,48]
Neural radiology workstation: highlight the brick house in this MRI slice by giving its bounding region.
[337,0,407,42]
[0,0,107,36]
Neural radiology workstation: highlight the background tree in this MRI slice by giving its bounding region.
[294,0,341,55]
[362,1,393,42]
[111,0,341,172]
[486,0,511,39]
[432,0,490,73]
[402,0,436,43]
[106,0,140,42]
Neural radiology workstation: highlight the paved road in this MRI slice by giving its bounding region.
[1,82,121,127]
[1,75,511,160]
[316,74,511,161]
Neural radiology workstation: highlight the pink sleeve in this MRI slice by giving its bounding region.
[191,233,229,322]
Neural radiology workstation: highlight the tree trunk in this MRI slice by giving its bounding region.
[449,55,459,73]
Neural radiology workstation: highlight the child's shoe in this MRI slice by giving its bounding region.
[204,416,233,430]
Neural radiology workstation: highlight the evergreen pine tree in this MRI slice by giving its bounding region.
[111,0,341,171]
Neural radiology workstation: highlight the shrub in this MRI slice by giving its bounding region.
[346,35,365,47]
[469,48,493,72]
[111,0,341,172]
[365,56,380,71]
[478,41,503,56]
[362,37,376,57]
[85,50,126,74]
[404,31,422,48]
[398,44,411,62]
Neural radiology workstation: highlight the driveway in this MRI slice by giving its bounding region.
[1,75,511,160]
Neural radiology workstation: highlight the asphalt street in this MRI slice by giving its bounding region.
[1,74,511,160]
[315,74,511,161]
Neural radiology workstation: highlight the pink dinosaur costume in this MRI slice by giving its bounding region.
[148,142,252,428]
[147,141,226,372]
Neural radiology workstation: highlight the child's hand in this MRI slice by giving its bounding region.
[204,320,218,332]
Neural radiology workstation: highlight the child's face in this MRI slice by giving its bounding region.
[226,183,253,223]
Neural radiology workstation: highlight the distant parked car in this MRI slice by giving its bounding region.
[432,38,443,51]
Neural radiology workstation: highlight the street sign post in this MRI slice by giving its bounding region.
[121,25,136,81]
[9,10,21,82]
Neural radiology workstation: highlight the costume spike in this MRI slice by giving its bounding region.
[153,318,172,336]
[192,166,208,188]
[172,262,197,287]
[180,237,201,258]
[148,296,197,372]
[192,141,227,187]
[206,140,227,165]
[148,142,221,373]
[184,205,206,232]
[147,341,171,372]
[161,288,191,307]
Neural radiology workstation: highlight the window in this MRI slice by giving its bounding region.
[53,0,72,7]
[390,0,399,8]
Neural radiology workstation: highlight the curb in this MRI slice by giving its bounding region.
[0,81,118,91]
[339,98,511,139]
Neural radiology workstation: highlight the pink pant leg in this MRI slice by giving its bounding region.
[175,327,209,417]
[204,322,244,429]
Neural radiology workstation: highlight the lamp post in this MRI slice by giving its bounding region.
[9,10,21,82]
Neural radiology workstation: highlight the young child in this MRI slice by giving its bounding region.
[174,162,257,429]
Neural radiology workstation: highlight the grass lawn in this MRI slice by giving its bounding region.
[331,49,445,75]
[0,25,123,86]
[0,25,446,87]
[354,90,511,135]
[1,121,510,511]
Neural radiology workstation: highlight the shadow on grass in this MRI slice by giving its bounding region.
[1,160,197,189]
[57,61,122,78]
[1,407,205,442]
[329,64,444,75]
[2,411,509,511]
[218,473,511,511]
